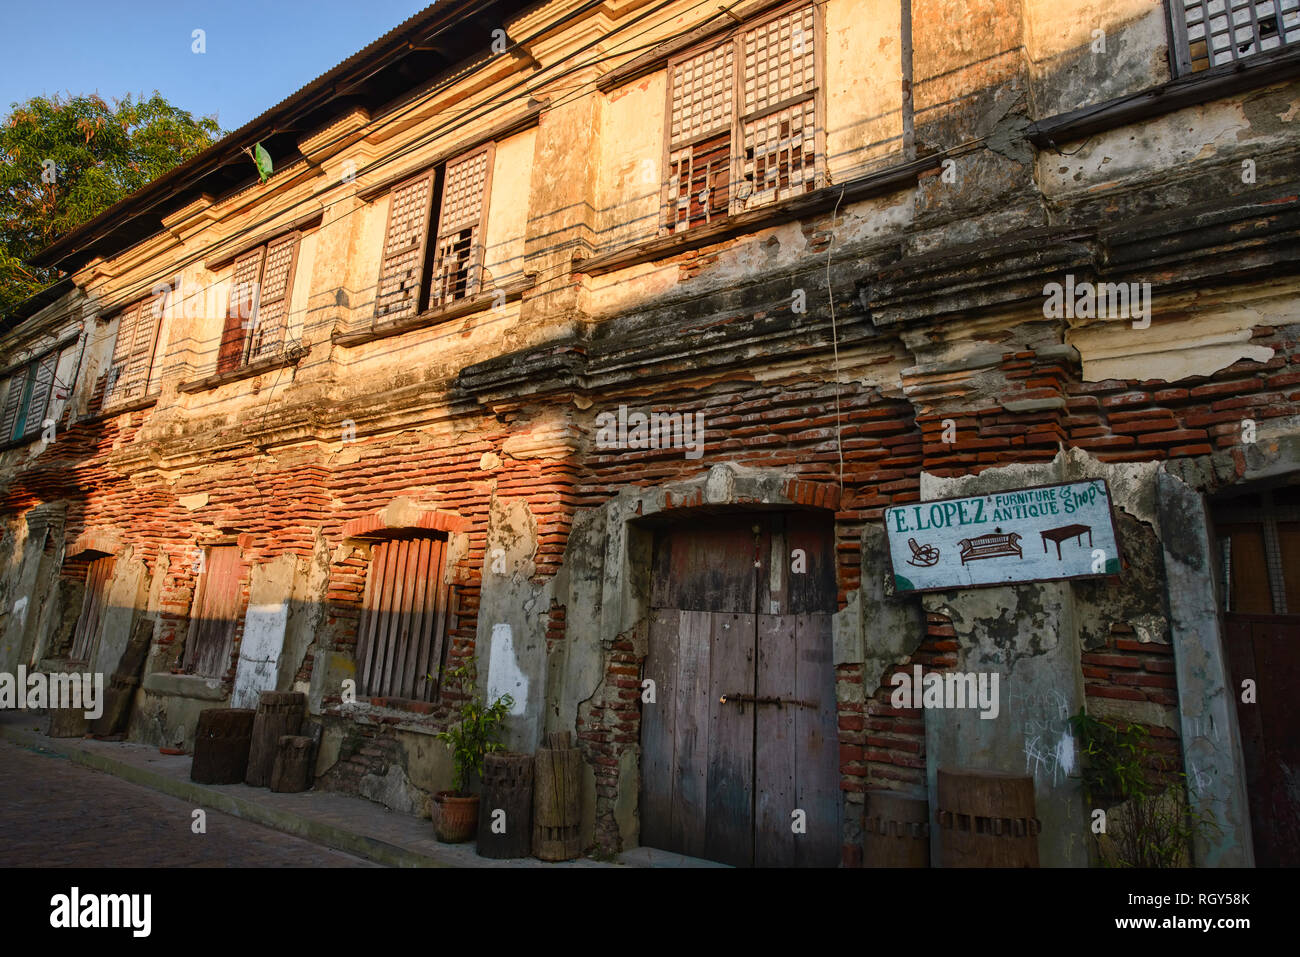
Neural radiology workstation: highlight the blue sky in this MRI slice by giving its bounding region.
[0,0,432,133]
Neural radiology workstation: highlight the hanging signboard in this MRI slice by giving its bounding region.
[883,479,1123,594]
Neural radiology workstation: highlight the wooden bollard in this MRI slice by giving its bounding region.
[532,741,582,861]
[245,691,305,787]
[191,708,256,784]
[936,768,1040,867]
[477,752,533,859]
[270,735,314,793]
[862,789,930,867]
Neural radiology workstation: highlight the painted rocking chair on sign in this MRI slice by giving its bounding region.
[907,538,940,567]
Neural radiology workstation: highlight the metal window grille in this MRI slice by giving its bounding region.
[375,172,435,321]
[184,545,244,679]
[664,4,821,231]
[355,536,452,702]
[70,556,115,664]
[1170,0,1300,73]
[430,147,493,308]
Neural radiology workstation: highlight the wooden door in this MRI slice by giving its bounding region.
[1225,613,1300,867]
[184,546,244,679]
[641,512,840,867]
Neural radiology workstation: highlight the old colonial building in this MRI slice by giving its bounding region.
[2,0,1298,867]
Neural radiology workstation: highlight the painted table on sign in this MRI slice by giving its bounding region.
[883,479,1123,593]
[1040,523,1092,560]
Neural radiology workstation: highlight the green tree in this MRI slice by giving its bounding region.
[1,92,222,313]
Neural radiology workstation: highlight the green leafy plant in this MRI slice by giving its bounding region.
[435,657,514,796]
[1068,708,1221,867]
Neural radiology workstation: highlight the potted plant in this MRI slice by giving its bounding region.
[433,657,514,843]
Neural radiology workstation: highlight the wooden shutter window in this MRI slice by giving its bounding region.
[1172,0,1300,74]
[0,370,27,441]
[738,5,820,211]
[666,44,735,232]
[354,536,451,702]
[375,172,435,322]
[430,147,493,308]
[70,556,116,663]
[184,546,244,679]
[20,350,60,440]
[664,4,822,230]
[218,248,266,374]
[247,233,299,361]
[104,297,162,405]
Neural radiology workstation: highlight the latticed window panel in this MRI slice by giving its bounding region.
[219,248,265,374]
[663,4,821,230]
[375,173,435,321]
[669,44,735,148]
[431,149,491,307]
[668,134,732,232]
[739,99,819,210]
[247,234,298,361]
[741,5,816,115]
[104,297,161,406]
[1173,0,1300,72]
[355,536,451,702]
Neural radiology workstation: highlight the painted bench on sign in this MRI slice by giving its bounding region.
[957,531,1022,564]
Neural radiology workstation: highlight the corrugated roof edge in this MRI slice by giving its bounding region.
[28,0,487,272]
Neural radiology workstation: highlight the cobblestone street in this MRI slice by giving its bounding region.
[0,740,376,867]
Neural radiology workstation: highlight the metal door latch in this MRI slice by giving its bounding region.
[719,693,818,712]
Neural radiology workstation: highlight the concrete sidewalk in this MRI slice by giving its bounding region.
[0,712,721,869]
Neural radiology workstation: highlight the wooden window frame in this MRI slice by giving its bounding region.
[103,296,163,409]
[1216,489,1300,616]
[354,534,453,703]
[1168,0,1300,75]
[372,145,495,325]
[218,231,301,375]
[0,343,73,443]
[661,0,826,234]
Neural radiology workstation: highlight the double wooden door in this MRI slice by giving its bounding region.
[640,512,841,867]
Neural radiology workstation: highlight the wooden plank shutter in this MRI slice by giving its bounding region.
[248,233,299,362]
[70,556,116,663]
[354,536,450,702]
[375,173,435,322]
[219,248,265,374]
[185,545,243,678]
[122,295,162,400]
[0,370,28,442]
[19,350,59,439]
[738,5,820,212]
[430,149,492,307]
[103,302,140,405]
[665,42,735,232]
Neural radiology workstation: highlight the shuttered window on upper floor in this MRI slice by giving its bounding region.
[0,341,77,443]
[101,295,163,408]
[218,232,300,374]
[373,145,494,323]
[664,3,823,233]
[1171,0,1300,73]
